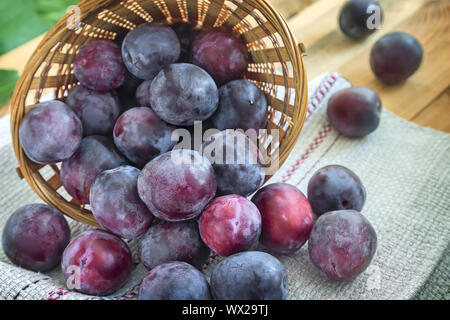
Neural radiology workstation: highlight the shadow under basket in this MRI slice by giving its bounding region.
[10,0,308,227]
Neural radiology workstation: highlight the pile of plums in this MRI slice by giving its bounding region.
[3,20,381,300]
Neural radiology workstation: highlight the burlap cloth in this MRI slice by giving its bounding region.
[0,73,448,300]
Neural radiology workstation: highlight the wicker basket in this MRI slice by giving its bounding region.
[10,0,308,227]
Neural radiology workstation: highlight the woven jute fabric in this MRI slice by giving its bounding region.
[0,73,449,300]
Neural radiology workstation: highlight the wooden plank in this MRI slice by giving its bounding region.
[412,87,450,133]
[289,0,429,78]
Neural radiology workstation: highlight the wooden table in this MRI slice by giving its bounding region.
[0,0,449,132]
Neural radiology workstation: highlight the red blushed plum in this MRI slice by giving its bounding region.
[211,80,268,131]
[202,130,264,197]
[90,166,153,239]
[2,204,70,272]
[19,100,82,164]
[66,85,121,136]
[211,251,287,300]
[307,165,366,217]
[74,40,126,91]
[327,86,382,138]
[251,183,314,255]
[139,220,210,270]
[150,63,219,126]
[370,32,423,85]
[199,195,261,256]
[138,261,211,300]
[61,136,128,204]
[122,23,180,80]
[137,149,216,222]
[113,107,176,168]
[61,229,132,296]
[191,28,248,85]
[308,210,377,281]
[136,80,152,107]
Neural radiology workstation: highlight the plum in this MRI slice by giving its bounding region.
[90,166,153,239]
[211,80,268,131]
[191,28,248,85]
[138,261,211,300]
[135,80,152,107]
[66,85,121,136]
[202,130,264,197]
[307,165,366,217]
[74,40,126,91]
[121,23,180,80]
[19,100,82,164]
[339,0,383,40]
[2,204,70,272]
[61,136,128,204]
[210,251,287,300]
[199,195,261,256]
[327,86,382,138]
[139,220,210,270]
[252,183,314,254]
[149,63,219,126]
[308,210,377,281]
[370,32,423,85]
[113,107,176,168]
[137,149,216,222]
[61,229,132,296]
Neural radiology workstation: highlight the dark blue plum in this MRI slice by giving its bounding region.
[2,204,70,272]
[139,220,210,270]
[210,251,288,300]
[138,261,211,300]
[121,23,180,80]
[307,165,366,217]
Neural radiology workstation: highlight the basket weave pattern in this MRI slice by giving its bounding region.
[10,0,308,226]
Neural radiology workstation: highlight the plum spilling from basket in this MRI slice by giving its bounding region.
[202,130,265,197]
[139,220,210,270]
[211,80,268,131]
[339,0,383,40]
[61,136,128,204]
[138,261,211,300]
[137,149,216,222]
[61,229,132,296]
[308,210,377,281]
[113,107,176,168]
[149,63,219,126]
[121,23,180,80]
[74,40,126,91]
[66,85,121,136]
[307,165,367,217]
[2,204,70,272]
[191,28,249,85]
[370,32,423,84]
[210,251,288,300]
[19,100,82,164]
[90,166,153,239]
[199,195,261,256]
[252,183,314,254]
[10,21,383,299]
[327,86,382,138]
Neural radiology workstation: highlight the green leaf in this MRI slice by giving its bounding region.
[0,69,19,106]
[0,0,79,55]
